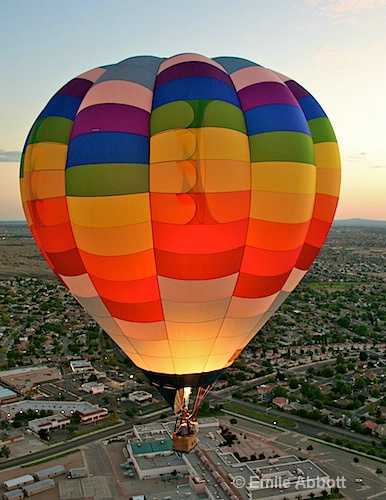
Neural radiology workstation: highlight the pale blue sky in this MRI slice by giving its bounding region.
[1,0,385,219]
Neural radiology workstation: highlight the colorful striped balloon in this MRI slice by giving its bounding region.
[20,53,340,406]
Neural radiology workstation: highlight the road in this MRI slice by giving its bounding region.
[223,416,386,500]
[0,421,131,471]
[212,396,382,447]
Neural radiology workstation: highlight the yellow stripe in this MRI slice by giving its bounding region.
[150,128,249,163]
[24,142,68,173]
[250,191,315,223]
[71,221,153,255]
[314,142,341,169]
[252,162,316,194]
[67,193,151,227]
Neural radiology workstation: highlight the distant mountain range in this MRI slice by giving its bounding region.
[333,218,386,228]
[1,218,386,227]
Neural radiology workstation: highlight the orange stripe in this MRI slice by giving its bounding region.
[78,249,156,281]
[246,219,310,251]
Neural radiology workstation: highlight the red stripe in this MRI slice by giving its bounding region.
[102,298,164,322]
[234,272,290,298]
[155,247,244,279]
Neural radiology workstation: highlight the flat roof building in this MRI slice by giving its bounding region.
[69,360,94,373]
[23,478,55,496]
[81,381,105,394]
[69,468,87,479]
[0,366,61,394]
[28,414,70,435]
[0,386,18,404]
[34,464,66,480]
[1,400,107,424]
[3,474,34,491]
[128,390,152,403]
[3,489,24,500]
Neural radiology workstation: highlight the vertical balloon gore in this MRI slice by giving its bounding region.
[20,53,340,421]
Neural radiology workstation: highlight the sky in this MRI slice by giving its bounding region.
[1,0,385,221]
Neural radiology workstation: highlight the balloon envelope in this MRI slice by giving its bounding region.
[20,53,340,404]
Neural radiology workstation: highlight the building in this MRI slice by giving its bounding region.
[1,400,108,424]
[3,490,24,500]
[34,465,66,480]
[79,407,108,424]
[362,420,378,434]
[0,366,61,394]
[108,376,129,390]
[81,381,105,395]
[128,390,152,403]
[23,478,55,496]
[272,396,289,409]
[0,431,24,445]
[257,385,273,402]
[0,386,18,404]
[128,438,187,480]
[69,468,87,479]
[28,414,70,435]
[184,451,332,500]
[129,421,332,500]
[69,360,94,374]
[3,474,34,491]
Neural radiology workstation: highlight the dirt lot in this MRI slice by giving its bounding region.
[0,449,85,500]
[0,222,55,279]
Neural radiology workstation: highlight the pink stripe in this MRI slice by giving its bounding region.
[76,67,106,83]
[230,66,286,91]
[77,80,153,113]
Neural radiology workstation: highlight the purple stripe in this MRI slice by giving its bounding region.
[57,78,94,98]
[155,61,232,89]
[70,104,150,139]
[238,82,300,112]
[285,80,311,99]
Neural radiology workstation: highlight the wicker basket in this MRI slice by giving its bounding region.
[172,433,198,453]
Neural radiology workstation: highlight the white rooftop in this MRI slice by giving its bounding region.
[1,400,106,417]
[0,365,50,378]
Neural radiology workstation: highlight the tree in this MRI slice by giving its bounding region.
[289,378,299,389]
[322,367,334,378]
[354,377,365,390]
[0,446,10,458]
[125,407,138,419]
[359,351,368,362]
[38,429,49,441]
[71,412,82,425]
[273,385,288,398]
[230,418,237,425]
[353,457,359,463]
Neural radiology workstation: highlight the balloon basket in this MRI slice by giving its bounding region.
[172,433,198,453]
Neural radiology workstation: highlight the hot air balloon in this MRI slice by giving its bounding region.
[20,53,340,452]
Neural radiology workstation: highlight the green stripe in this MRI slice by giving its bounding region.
[150,100,247,135]
[66,163,149,196]
[250,132,315,163]
[150,101,194,135]
[20,153,25,179]
[28,117,73,145]
[308,117,337,143]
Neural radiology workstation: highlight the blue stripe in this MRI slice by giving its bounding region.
[38,94,81,120]
[152,77,240,109]
[298,96,327,120]
[66,132,149,168]
[214,56,260,74]
[244,104,310,136]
